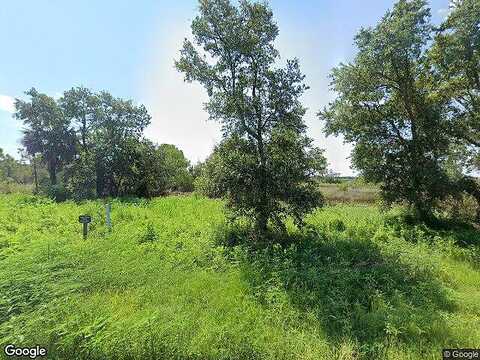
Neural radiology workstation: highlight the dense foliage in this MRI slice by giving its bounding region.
[0,149,36,185]
[15,88,77,186]
[13,87,194,200]
[0,148,46,194]
[176,0,326,235]
[319,0,480,221]
[429,0,480,166]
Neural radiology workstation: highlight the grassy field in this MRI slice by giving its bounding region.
[0,193,479,359]
[319,182,379,204]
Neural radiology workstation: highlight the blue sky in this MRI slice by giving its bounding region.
[0,0,450,175]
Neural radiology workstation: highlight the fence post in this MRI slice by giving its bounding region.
[106,203,112,231]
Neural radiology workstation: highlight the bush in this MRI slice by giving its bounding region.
[159,144,194,193]
[193,152,224,198]
[64,152,97,201]
[43,184,69,202]
[438,193,479,223]
[139,223,158,244]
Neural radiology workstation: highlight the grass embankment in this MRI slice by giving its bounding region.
[0,194,479,359]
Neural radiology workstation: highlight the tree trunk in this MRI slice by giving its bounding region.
[255,214,268,236]
[48,160,57,185]
[413,201,432,222]
[81,115,87,150]
[256,124,268,238]
[33,157,39,193]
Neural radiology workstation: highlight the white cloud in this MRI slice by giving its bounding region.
[438,0,456,19]
[0,95,15,113]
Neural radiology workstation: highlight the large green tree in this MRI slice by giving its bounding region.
[158,144,194,192]
[428,0,480,220]
[14,88,76,185]
[319,0,452,219]
[92,91,151,197]
[60,86,99,151]
[176,0,324,235]
[60,87,99,198]
[59,89,153,198]
[429,0,480,165]
[130,140,168,198]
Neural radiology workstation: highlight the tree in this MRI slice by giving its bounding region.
[15,87,186,201]
[132,140,166,198]
[91,91,151,197]
[63,150,97,200]
[0,148,35,185]
[60,87,98,199]
[319,0,452,220]
[176,0,324,236]
[60,86,99,151]
[0,149,18,181]
[193,147,225,198]
[59,88,154,199]
[159,144,194,192]
[428,0,480,171]
[14,88,76,185]
[427,0,480,221]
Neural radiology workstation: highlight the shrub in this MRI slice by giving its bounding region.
[438,194,478,223]
[44,184,69,202]
[193,151,224,199]
[139,223,158,244]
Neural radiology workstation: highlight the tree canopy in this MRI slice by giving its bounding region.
[319,0,480,220]
[176,0,325,235]
[14,87,193,201]
[15,88,76,186]
[429,0,480,168]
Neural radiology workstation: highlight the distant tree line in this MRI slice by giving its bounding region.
[0,148,44,193]
[13,87,194,201]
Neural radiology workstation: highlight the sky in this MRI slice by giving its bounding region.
[0,0,451,175]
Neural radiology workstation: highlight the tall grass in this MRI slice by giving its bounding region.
[319,183,379,204]
[0,194,479,359]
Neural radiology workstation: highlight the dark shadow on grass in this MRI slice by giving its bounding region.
[216,223,458,358]
[384,212,480,248]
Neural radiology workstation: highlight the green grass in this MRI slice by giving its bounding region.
[0,193,479,359]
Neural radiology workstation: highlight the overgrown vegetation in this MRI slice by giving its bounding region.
[0,193,479,359]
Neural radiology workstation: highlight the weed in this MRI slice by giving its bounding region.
[0,195,479,359]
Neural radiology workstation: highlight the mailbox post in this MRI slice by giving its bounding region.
[78,215,92,240]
